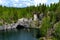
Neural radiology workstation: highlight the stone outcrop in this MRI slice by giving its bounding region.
[0,18,33,30]
[0,13,44,30]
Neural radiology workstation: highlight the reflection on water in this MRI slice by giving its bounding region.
[0,29,37,40]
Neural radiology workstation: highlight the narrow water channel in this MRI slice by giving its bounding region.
[0,29,37,40]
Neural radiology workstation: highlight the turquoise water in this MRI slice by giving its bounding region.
[0,29,37,40]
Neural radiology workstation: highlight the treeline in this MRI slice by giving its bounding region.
[0,2,60,23]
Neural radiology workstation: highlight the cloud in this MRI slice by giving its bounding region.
[0,0,2,4]
[15,0,19,2]
[13,4,23,7]
[34,0,47,6]
[51,2,55,4]
[0,0,58,7]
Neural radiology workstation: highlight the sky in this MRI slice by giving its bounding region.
[0,0,59,7]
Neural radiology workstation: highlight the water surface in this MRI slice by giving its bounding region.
[0,29,37,40]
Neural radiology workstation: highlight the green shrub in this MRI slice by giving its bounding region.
[40,16,51,36]
[53,21,60,39]
[38,37,58,40]
[0,23,2,26]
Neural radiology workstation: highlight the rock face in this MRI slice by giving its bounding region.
[34,14,38,21]
[39,13,44,20]
[0,13,44,30]
[17,18,32,27]
[1,18,33,30]
[33,12,44,21]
